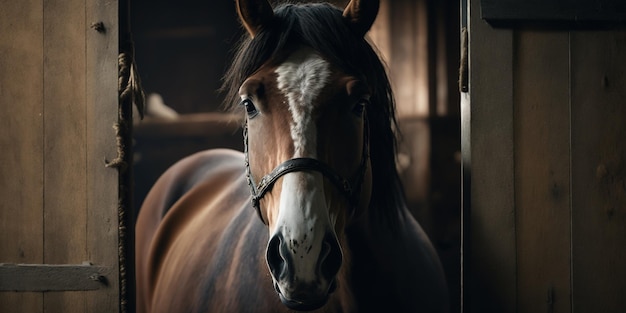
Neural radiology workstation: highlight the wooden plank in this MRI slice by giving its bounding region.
[570,30,626,313]
[442,0,461,117]
[43,0,87,311]
[0,0,44,265]
[434,0,450,117]
[0,264,111,292]
[466,0,516,311]
[460,91,470,313]
[42,0,87,263]
[513,31,571,313]
[0,0,45,312]
[481,0,626,24]
[85,0,120,311]
[389,0,429,117]
[133,113,240,137]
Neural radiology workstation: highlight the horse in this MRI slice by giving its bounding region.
[135,0,449,312]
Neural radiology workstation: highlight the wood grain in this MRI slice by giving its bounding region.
[513,31,571,313]
[0,0,44,311]
[481,0,626,23]
[43,0,88,311]
[86,0,121,311]
[570,30,626,313]
[0,264,110,291]
[467,0,517,311]
[1,0,121,312]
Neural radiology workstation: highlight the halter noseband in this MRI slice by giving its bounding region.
[244,119,369,224]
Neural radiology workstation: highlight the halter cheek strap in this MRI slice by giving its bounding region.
[243,119,369,224]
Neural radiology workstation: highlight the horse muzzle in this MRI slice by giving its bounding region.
[274,280,337,311]
[266,231,342,311]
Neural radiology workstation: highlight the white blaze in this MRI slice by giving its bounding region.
[273,48,333,285]
[275,48,330,158]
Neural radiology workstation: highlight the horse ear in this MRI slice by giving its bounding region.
[236,0,274,38]
[343,0,380,37]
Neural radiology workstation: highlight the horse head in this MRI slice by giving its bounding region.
[234,0,379,310]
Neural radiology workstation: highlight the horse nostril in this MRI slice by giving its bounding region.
[319,233,342,282]
[266,234,285,279]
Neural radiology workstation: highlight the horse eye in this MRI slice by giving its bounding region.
[240,99,259,118]
[352,99,368,116]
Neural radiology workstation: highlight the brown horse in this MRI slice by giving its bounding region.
[135,0,449,312]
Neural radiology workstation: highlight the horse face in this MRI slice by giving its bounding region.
[236,0,379,310]
[239,47,372,310]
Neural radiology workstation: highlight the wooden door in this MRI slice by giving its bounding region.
[0,0,122,312]
[463,0,626,312]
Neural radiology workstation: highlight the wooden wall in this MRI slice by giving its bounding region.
[0,0,121,312]
[464,0,626,311]
[130,0,240,114]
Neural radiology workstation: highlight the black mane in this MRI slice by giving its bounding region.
[222,2,407,226]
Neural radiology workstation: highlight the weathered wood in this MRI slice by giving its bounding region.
[85,0,121,311]
[42,0,87,266]
[465,1,626,312]
[0,0,44,265]
[134,113,240,137]
[459,92,470,313]
[481,0,626,24]
[0,264,111,292]
[0,0,45,311]
[467,0,516,311]
[1,0,120,312]
[513,31,571,313]
[570,30,626,313]
[43,0,88,311]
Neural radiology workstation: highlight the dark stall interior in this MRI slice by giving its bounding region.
[131,0,460,311]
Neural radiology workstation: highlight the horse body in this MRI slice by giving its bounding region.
[136,150,270,313]
[136,1,449,312]
[137,149,447,313]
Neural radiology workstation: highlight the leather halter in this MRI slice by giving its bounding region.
[243,118,369,224]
